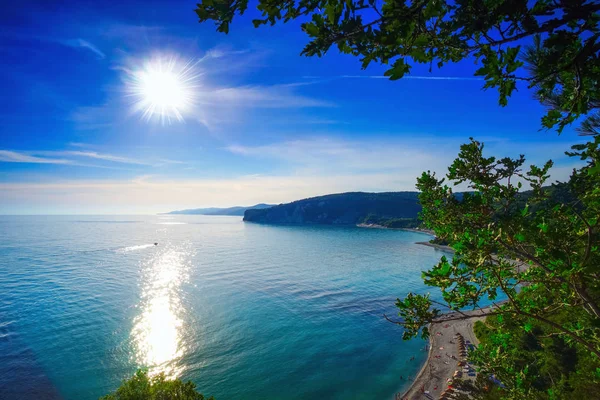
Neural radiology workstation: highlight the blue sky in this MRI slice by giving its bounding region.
[0,0,587,214]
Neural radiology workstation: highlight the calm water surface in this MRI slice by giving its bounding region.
[0,215,448,399]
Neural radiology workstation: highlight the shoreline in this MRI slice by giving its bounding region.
[397,305,503,400]
[358,220,495,399]
[414,241,454,253]
[356,223,434,236]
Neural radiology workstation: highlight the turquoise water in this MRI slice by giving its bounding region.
[0,215,448,400]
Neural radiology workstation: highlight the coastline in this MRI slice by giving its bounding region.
[356,223,434,236]
[358,220,493,399]
[356,223,456,252]
[397,305,503,400]
[414,241,454,253]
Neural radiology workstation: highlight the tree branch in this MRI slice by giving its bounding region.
[492,265,600,357]
[466,4,600,51]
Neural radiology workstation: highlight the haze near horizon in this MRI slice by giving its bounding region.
[0,1,586,214]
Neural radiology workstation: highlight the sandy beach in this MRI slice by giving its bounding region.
[397,306,501,400]
[414,241,454,253]
[356,223,435,236]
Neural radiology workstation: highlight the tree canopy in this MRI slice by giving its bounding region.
[100,370,213,400]
[402,137,600,397]
[194,0,600,397]
[196,0,600,133]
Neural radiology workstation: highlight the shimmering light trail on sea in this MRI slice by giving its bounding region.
[0,215,446,400]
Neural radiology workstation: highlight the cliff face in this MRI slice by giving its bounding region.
[243,192,421,224]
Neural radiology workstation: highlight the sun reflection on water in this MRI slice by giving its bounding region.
[132,245,192,377]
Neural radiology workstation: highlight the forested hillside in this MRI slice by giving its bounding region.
[243,192,421,225]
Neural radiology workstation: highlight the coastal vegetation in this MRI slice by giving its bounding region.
[100,370,212,400]
[243,191,421,224]
[468,316,600,399]
[196,0,600,398]
[360,215,421,229]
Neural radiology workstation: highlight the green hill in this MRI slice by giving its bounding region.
[242,184,571,227]
[243,192,421,225]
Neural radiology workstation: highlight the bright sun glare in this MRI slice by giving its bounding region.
[127,55,200,124]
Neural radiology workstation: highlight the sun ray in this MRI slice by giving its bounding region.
[125,54,202,125]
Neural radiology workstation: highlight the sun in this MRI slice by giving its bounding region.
[126,55,200,124]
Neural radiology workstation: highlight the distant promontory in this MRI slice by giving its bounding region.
[243,192,422,227]
[166,203,274,216]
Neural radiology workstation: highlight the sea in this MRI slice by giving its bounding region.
[0,215,449,400]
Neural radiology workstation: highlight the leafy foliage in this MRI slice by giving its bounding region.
[195,0,600,132]
[361,214,422,228]
[193,1,600,397]
[469,312,600,399]
[100,370,213,400]
[395,138,600,398]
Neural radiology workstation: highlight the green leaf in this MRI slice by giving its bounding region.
[303,22,319,36]
[384,58,410,80]
[537,222,548,233]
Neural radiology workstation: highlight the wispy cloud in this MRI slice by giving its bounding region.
[36,151,150,165]
[0,137,583,214]
[62,38,105,59]
[100,23,163,40]
[0,149,155,168]
[303,75,483,82]
[0,150,71,164]
[225,136,581,187]
[0,31,106,60]
[342,75,483,81]
[225,137,455,175]
[74,50,335,131]
[209,85,334,109]
[199,46,250,62]
[155,158,188,166]
[0,173,420,215]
